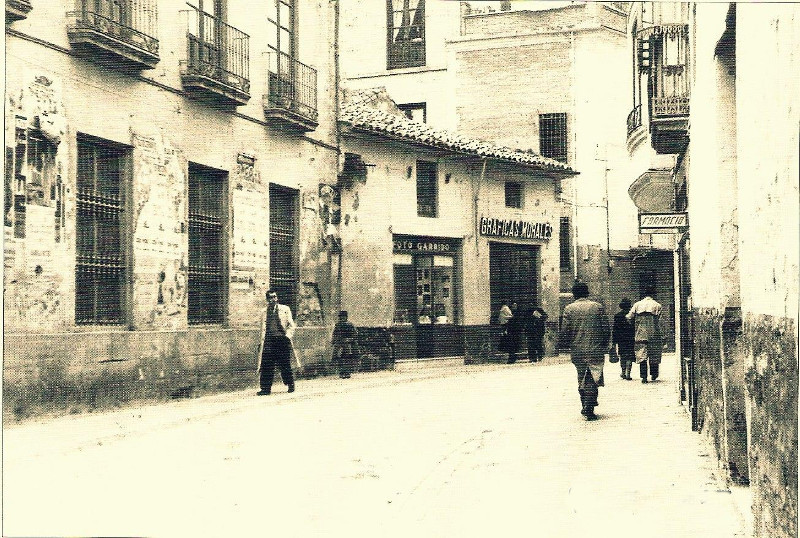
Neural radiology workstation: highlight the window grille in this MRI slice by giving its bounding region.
[75,136,128,324]
[560,217,571,271]
[505,182,522,209]
[188,163,226,324]
[269,183,298,314]
[539,113,568,163]
[387,0,425,69]
[416,160,437,218]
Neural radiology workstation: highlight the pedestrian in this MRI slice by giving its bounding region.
[506,302,523,363]
[525,305,548,362]
[626,285,663,383]
[331,310,358,379]
[497,300,513,355]
[560,282,610,420]
[612,298,635,380]
[256,289,297,395]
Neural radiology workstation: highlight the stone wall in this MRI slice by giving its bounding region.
[692,308,727,469]
[742,314,798,538]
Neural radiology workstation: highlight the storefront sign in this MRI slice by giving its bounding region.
[479,216,552,241]
[393,235,457,254]
[639,212,688,233]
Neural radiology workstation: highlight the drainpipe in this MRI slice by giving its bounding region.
[474,157,488,254]
[332,0,342,318]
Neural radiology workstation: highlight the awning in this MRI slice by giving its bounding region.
[628,168,674,212]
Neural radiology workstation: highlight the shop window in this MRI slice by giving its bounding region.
[76,135,130,325]
[188,163,227,324]
[387,0,425,70]
[269,183,299,314]
[560,216,571,271]
[505,181,522,208]
[398,102,426,123]
[539,112,568,163]
[393,253,455,325]
[416,160,437,218]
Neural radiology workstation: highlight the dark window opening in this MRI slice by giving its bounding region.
[398,102,426,123]
[270,183,299,314]
[539,112,568,163]
[188,162,226,324]
[560,216,571,271]
[505,182,522,209]
[76,135,129,325]
[387,0,425,70]
[416,160,437,218]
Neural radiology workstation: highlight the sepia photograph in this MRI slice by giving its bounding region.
[3,1,798,536]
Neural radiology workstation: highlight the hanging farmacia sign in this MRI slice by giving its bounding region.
[479,216,552,241]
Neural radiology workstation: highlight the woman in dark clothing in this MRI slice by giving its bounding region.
[525,306,548,362]
[612,298,635,380]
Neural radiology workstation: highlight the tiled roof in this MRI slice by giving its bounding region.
[340,88,577,175]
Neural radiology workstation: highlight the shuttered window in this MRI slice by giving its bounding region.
[416,160,437,218]
[75,136,129,324]
[188,163,226,324]
[539,112,568,163]
[560,216,571,271]
[269,183,298,313]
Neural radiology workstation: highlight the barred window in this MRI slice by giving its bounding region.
[269,183,299,314]
[416,160,437,218]
[188,163,226,324]
[539,112,568,163]
[387,0,425,70]
[75,135,129,325]
[505,182,522,209]
[560,216,571,271]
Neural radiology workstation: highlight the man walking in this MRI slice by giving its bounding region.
[560,282,610,420]
[257,289,297,395]
[626,285,663,383]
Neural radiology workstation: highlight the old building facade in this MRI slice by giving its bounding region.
[339,1,675,337]
[338,88,575,361]
[4,0,339,416]
[624,3,799,536]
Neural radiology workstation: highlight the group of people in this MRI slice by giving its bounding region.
[497,301,548,363]
[561,282,663,420]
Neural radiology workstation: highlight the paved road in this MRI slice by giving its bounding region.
[3,354,751,537]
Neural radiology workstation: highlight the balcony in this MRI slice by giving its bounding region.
[639,24,690,154]
[263,52,318,132]
[67,0,159,70]
[180,7,250,107]
[6,0,32,23]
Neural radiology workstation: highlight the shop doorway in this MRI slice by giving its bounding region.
[489,242,540,318]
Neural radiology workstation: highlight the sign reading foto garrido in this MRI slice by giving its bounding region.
[480,216,552,241]
[639,212,688,233]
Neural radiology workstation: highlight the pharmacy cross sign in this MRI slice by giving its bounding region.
[639,212,689,234]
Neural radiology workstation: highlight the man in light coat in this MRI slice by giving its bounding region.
[626,285,663,383]
[256,289,297,395]
[560,281,610,420]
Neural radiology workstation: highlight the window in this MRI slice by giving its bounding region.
[560,217,571,271]
[267,0,294,59]
[505,182,522,209]
[188,163,227,324]
[269,183,299,314]
[76,136,130,324]
[416,160,437,218]
[398,102,426,123]
[387,0,425,70]
[188,0,222,68]
[393,253,456,325]
[539,113,568,163]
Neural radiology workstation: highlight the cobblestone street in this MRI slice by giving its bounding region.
[3,353,751,537]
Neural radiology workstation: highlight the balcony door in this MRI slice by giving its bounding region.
[189,0,223,72]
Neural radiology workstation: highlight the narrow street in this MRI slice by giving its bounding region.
[3,354,751,538]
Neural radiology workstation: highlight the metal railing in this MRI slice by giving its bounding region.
[266,51,318,123]
[68,0,159,55]
[652,95,690,117]
[182,6,250,96]
[627,104,642,136]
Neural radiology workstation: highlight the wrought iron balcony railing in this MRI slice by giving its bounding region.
[627,104,642,136]
[6,0,33,23]
[264,51,318,131]
[67,0,159,69]
[180,6,250,106]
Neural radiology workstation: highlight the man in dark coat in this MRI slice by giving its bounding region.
[525,306,548,362]
[560,282,610,420]
[331,310,358,378]
[613,298,635,380]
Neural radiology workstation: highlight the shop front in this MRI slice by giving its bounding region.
[391,234,464,359]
